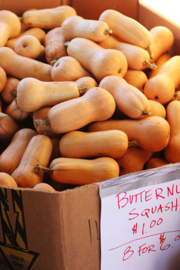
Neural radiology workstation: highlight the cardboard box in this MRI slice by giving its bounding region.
[0,1,179,269]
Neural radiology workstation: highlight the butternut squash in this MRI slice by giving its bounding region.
[99,75,151,119]
[99,9,154,59]
[51,56,91,82]
[116,146,152,175]
[0,10,21,47]
[149,53,171,79]
[59,130,128,159]
[123,69,148,92]
[164,100,180,163]
[148,100,166,118]
[149,26,174,63]
[0,66,7,92]
[33,182,55,192]
[98,35,157,70]
[44,27,67,65]
[17,77,87,112]
[66,37,128,81]
[33,107,58,138]
[4,98,29,122]
[21,6,77,29]
[14,35,45,59]
[61,15,112,42]
[88,116,170,152]
[6,27,46,50]
[34,157,120,185]
[0,172,17,188]
[75,76,98,93]
[145,157,168,170]
[11,134,53,188]
[1,76,19,103]
[45,87,116,134]
[0,112,19,142]
[0,47,52,81]
[0,128,36,174]
[144,56,180,104]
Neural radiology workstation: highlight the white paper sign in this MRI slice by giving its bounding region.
[100,166,180,270]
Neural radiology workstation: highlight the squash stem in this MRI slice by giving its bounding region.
[142,110,152,116]
[146,45,154,60]
[78,85,88,96]
[34,163,53,174]
[34,118,51,127]
[173,91,180,101]
[50,58,59,66]
[143,60,157,70]
[10,89,17,98]
[128,140,138,147]
[64,41,70,48]
[104,29,113,35]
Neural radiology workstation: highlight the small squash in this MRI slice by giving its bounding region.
[88,116,170,152]
[21,6,77,29]
[17,77,87,112]
[45,87,116,134]
[0,172,17,188]
[1,76,19,103]
[14,35,45,59]
[99,75,151,119]
[61,15,112,42]
[145,157,169,170]
[0,112,19,143]
[11,134,53,188]
[33,183,55,192]
[0,128,37,174]
[59,130,128,159]
[34,157,120,185]
[51,56,91,81]
[66,37,128,81]
[99,9,154,58]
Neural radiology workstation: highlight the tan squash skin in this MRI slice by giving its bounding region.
[0,67,7,93]
[0,173,17,188]
[0,47,52,81]
[0,112,19,142]
[34,157,120,185]
[123,70,148,92]
[149,53,171,79]
[99,9,154,59]
[164,100,180,163]
[148,100,166,118]
[75,76,98,93]
[21,6,77,29]
[1,76,19,103]
[11,134,53,188]
[61,15,112,42]
[99,75,151,119]
[51,56,91,82]
[98,35,157,70]
[0,10,21,47]
[4,98,29,122]
[143,56,180,104]
[6,27,46,50]
[33,183,55,192]
[17,77,86,112]
[47,87,116,134]
[88,116,170,152]
[44,27,67,65]
[116,147,152,175]
[0,128,37,174]
[33,107,58,138]
[67,37,128,81]
[59,130,128,159]
[149,26,174,63]
[14,35,45,59]
[145,157,169,170]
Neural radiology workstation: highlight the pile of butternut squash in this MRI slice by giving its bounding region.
[0,6,179,191]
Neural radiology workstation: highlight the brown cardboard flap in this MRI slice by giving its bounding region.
[0,0,62,16]
[138,4,180,56]
[70,0,138,20]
